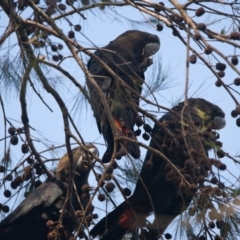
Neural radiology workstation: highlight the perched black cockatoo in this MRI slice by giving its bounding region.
[90,98,226,240]
[87,30,160,163]
[0,143,99,240]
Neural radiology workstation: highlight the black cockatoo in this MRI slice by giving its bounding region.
[0,143,99,240]
[90,98,226,240]
[87,30,160,163]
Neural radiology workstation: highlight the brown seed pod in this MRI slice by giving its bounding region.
[161,143,168,151]
[74,24,81,31]
[190,184,198,193]
[165,164,171,172]
[193,33,201,41]
[81,192,90,199]
[8,127,16,135]
[10,136,19,145]
[97,194,105,202]
[4,190,11,198]
[210,176,218,184]
[104,174,111,181]
[21,143,29,154]
[217,150,225,158]
[122,188,132,196]
[208,221,215,229]
[156,23,163,31]
[142,132,150,141]
[204,47,213,55]
[66,0,74,5]
[236,118,240,127]
[179,182,187,190]
[11,181,17,189]
[189,54,197,64]
[81,184,91,192]
[183,174,192,182]
[2,205,9,213]
[143,124,152,133]
[234,78,240,86]
[215,79,222,87]
[231,110,238,118]
[172,29,179,37]
[68,30,75,38]
[217,71,225,78]
[51,45,58,52]
[195,7,205,17]
[135,117,143,127]
[144,160,153,170]
[105,182,115,193]
[47,231,57,240]
[134,129,141,136]
[92,213,99,219]
[52,55,59,62]
[58,4,66,11]
[196,23,206,31]
[175,135,184,145]
[165,233,172,239]
[46,220,55,229]
[218,163,226,170]
[197,175,205,184]
[216,63,226,71]
[57,44,63,50]
[184,159,194,167]
[231,55,238,65]
[27,157,34,164]
[154,4,162,12]
[112,161,118,169]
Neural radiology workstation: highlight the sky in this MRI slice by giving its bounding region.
[0,1,240,239]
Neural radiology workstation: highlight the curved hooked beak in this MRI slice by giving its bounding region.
[88,147,99,164]
[143,43,160,57]
[213,116,226,129]
[78,147,99,170]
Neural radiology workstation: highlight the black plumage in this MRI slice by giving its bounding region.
[87,30,160,163]
[0,143,99,240]
[90,98,226,240]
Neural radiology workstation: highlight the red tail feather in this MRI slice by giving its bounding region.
[118,209,138,230]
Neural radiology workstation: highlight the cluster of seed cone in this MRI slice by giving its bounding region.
[0,127,47,210]
[135,116,152,141]
[95,163,132,203]
[153,120,227,195]
[13,0,83,63]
